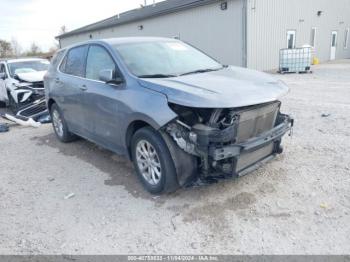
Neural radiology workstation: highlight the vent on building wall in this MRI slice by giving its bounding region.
[220,1,228,10]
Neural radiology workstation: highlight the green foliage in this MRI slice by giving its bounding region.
[0,39,13,58]
[25,42,42,57]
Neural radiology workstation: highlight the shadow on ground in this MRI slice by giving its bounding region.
[31,131,262,206]
[29,128,291,237]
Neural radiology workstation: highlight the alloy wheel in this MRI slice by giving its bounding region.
[136,140,162,186]
[52,110,64,138]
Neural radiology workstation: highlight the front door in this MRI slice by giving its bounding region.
[82,44,123,151]
[330,31,337,60]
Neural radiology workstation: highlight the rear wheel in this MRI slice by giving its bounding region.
[50,103,77,143]
[131,127,179,194]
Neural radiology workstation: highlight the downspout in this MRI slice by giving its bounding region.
[242,0,248,68]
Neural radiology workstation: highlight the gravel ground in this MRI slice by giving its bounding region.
[0,61,349,255]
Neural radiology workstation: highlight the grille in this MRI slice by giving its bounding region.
[32,81,44,88]
[236,102,280,143]
[236,143,274,172]
[17,100,47,118]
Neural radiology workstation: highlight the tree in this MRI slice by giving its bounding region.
[53,25,68,50]
[27,42,41,56]
[0,39,13,58]
[11,38,22,58]
[59,25,67,35]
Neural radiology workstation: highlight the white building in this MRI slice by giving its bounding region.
[57,0,350,71]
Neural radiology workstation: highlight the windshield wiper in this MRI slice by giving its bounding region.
[180,67,225,76]
[139,74,177,78]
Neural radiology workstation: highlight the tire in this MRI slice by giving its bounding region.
[50,103,77,143]
[131,127,179,194]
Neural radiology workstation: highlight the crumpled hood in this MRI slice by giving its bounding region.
[138,66,289,108]
[16,71,46,83]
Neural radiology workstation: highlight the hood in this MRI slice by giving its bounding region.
[16,71,46,83]
[138,66,289,108]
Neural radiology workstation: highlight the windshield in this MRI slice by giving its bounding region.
[113,41,222,77]
[8,60,50,77]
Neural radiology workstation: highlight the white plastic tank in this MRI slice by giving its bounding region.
[279,46,312,73]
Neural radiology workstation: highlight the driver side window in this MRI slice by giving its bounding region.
[86,45,116,81]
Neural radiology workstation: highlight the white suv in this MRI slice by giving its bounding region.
[0,58,49,112]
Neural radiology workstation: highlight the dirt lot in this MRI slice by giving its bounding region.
[0,61,350,255]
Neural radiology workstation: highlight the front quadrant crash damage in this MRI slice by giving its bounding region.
[0,80,50,129]
[0,59,51,127]
[164,101,294,185]
[7,80,49,123]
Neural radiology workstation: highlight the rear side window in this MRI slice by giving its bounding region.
[61,45,88,77]
[86,45,116,81]
[51,49,66,69]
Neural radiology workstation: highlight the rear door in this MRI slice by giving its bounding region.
[81,44,124,151]
[57,45,89,135]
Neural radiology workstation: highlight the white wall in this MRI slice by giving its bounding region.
[59,0,245,66]
[247,0,350,71]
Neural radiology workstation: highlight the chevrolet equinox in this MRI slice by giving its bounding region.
[44,37,293,194]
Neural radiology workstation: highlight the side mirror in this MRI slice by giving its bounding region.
[99,69,124,85]
[99,69,113,82]
[0,72,6,80]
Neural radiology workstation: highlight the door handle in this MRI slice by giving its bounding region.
[80,85,88,91]
[55,77,60,83]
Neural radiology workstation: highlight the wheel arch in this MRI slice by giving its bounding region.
[125,118,198,187]
[125,120,154,160]
[123,106,177,159]
[47,98,56,112]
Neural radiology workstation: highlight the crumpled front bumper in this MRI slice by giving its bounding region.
[209,114,294,176]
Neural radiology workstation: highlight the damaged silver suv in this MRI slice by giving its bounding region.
[45,37,293,194]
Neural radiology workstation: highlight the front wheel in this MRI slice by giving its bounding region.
[131,127,179,194]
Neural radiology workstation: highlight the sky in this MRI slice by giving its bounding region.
[0,0,161,52]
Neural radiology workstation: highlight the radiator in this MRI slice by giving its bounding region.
[236,102,280,143]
